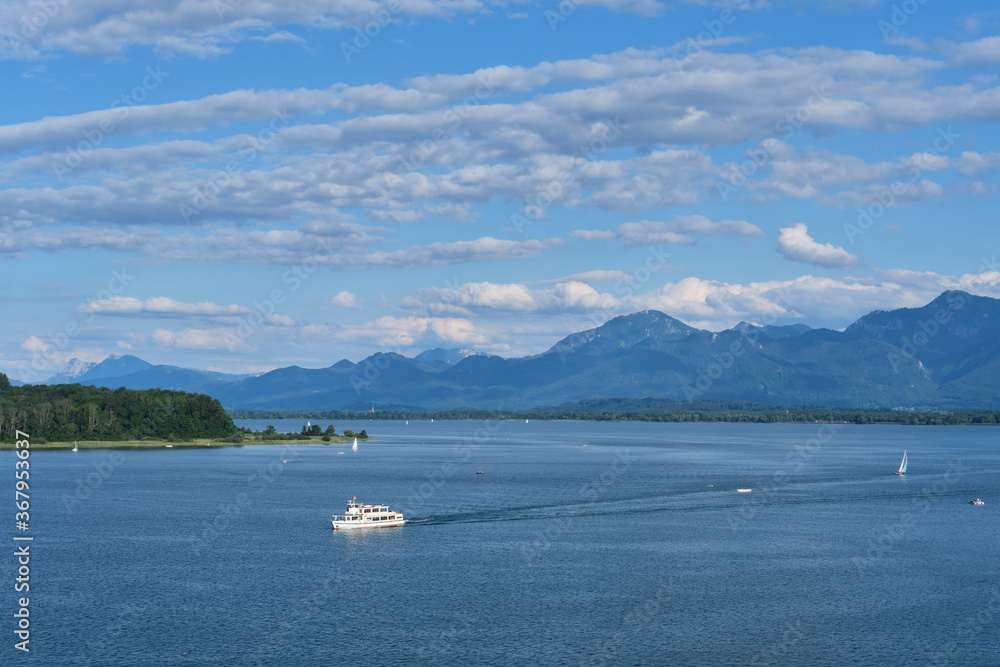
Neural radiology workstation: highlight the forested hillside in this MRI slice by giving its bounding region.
[0,373,236,442]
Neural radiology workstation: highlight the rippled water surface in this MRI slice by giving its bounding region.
[6,420,999,666]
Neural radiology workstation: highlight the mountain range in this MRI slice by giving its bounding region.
[42,354,253,394]
[37,290,1000,410]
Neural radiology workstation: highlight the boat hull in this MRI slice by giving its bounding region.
[332,519,405,530]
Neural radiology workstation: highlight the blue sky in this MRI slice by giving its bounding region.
[2,0,1000,380]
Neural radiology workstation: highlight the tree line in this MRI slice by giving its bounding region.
[0,374,236,442]
[226,403,1000,426]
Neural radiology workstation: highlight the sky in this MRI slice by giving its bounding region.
[2,0,1000,381]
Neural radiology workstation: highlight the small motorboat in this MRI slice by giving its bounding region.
[737,488,752,493]
[165,444,173,448]
[970,498,985,506]
[476,471,484,474]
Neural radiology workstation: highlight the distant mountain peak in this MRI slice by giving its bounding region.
[60,358,96,377]
[46,354,153,385]
[546,309,700,357]
[731,321,811,340]
[45,358,98,383]
[415,347,492,364]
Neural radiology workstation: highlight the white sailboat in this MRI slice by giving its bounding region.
[72,441,78,452]
[894,450,907,475]
[352,437,358,451]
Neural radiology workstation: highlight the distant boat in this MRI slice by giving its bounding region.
[165,444,173,448]
[352,438,358,451]
[337,452,344,455]
[405,420,408,425]
[525,419,529,424]
[970,498,985,506]
[307,421,311,429]
[737,488,752,493]
[476,471,484,474]
[72,441,78,452]
[894,450,908,475]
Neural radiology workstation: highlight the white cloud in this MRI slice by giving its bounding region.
[367,209,426,223]
[346,237,563,270]
[339,316,486,347]
[408,270,1000,336]
[952,36,1000,65]
[150,327,252,351]
[253,31,307,45]
[0,84,446,155]
[80,296,251,318]
[570,229,614,240]
[331,291,361,309]
[777,224,859,269]
[0,1,489,60]
[954,151,1000,177]
[532,270,634,285]
[417,280,619,313]
[618,215,762,247]
[21,335,49,353]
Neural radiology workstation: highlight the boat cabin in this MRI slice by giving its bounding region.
[332,499,401,524]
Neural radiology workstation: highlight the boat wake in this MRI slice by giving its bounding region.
[405,494,742,526]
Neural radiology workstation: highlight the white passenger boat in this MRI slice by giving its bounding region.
[332,498,405,530]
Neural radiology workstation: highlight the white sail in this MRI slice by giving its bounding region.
[352,438,358,451]
[892,450,907,474]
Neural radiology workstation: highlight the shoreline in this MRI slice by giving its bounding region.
[0,435,367,451]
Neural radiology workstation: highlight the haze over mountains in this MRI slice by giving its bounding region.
[40,291,1000,410]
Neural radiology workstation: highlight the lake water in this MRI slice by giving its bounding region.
[6,420,999,666]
